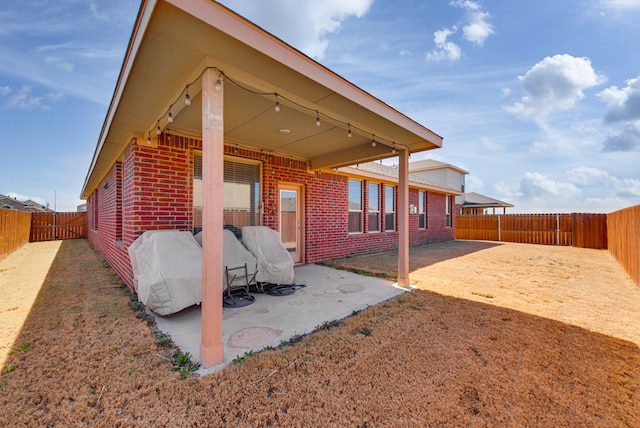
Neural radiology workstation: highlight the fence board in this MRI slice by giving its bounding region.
[455,213,605,248]
[608,205,639,286]
[0,209,31,260]
[30,212,87,242]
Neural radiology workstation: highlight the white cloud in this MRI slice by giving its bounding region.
[450,0,482,11]
[520,172,582,199]
[427,1,493,62]
[505,54,606,120]
[89,2,109,21]
[479,136,502,152]
[597,74,640,123]
[426,27,461,62]
[0,86,11,96]
[566,166,611,185]
[494,172,582,212]
[218,0,373,60]
[567,166,640,198]
[461,11,494,46]
[45,56,75,72]
[451,0,494,46]
[599,0,640,9]
[3,85,64,110]
[496,168,640,213]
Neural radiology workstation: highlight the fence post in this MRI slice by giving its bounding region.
[497,214,501,242]
[556,214,560,245]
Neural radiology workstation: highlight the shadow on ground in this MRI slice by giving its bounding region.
[321,240,502,279]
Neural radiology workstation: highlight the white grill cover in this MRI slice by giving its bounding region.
[194,230,258,287]
[128,230,202,316]
[242,226,294,284]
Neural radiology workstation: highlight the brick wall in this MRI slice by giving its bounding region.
[87,135,455,288]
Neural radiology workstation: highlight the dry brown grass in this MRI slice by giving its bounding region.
[1,239,639,426]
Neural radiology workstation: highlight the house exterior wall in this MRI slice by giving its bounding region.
[411,167,465,193]
[87,135,455,289]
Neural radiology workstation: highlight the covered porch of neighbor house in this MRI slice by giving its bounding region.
[81,0,442,368]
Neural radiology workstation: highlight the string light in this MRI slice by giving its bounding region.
[392,143,397,154]
[149,65,413,155]
[184,85,191,106]
[147,131,151,144]
[156,121,161,136]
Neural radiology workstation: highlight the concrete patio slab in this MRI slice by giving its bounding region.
[151,264,405,374]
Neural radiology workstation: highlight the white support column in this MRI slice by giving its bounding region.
[397,148,410,288]
[200,68,225,367]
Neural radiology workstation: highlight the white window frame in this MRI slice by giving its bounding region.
[368,182,380,233]
[419,190,427,230]
[348,179,363,234]
[385,185,395,232]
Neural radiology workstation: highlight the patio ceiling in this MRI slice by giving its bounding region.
[81,0,443,199]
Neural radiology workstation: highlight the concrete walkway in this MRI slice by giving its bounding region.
[152,264,405,373]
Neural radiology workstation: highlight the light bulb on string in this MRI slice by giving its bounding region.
[147,131,151,144]
[274,94,280,112]
[215,78,222,91]
[371,139,376,147]
[156,121,161,136]
[184,86,191,106]
[347,124,352,138]
[315,111,321,127]
[392,143,397,154]
[167,108,174,123]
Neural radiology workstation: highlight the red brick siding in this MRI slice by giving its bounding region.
[87,135,455,288]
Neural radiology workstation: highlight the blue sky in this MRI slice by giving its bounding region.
[1,1,639,213]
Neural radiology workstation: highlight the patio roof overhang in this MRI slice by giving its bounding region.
[81,0,442,199]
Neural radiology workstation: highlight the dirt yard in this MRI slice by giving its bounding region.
[1,239,639,426]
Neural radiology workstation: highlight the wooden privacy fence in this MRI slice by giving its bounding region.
[455,213,607,249]
[30,212,87,242]
[607,204,639,286]
[0,209,31,260]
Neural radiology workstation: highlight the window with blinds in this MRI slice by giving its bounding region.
[384,185,395,232]
[418,191,426,229]
[193,153,261,234]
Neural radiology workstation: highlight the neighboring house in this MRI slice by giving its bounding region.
[408,159,468,228]
[80,0,446,367]
[456,192,514,215]
[0,194,50,212]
